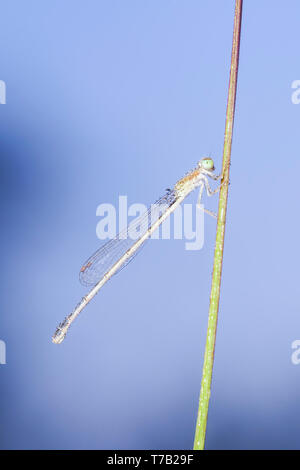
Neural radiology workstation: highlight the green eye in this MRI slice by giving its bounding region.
[202,158,214,170]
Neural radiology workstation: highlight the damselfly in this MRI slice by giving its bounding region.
[52,157,221,344]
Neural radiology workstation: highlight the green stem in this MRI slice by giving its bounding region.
[193,0,243,450]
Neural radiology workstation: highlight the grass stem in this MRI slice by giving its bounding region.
[193,0,243,450]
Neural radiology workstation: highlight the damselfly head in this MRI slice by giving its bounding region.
[198,157,215,172]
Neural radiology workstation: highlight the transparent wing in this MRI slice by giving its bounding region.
[79,189,177,287]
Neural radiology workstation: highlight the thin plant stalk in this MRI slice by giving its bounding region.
[193,0,243,450]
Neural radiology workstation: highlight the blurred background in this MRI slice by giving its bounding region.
[0,0,299,450]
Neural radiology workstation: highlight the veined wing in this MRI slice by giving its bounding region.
[79,189,177,287]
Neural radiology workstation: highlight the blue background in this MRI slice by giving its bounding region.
[1,0,300,449]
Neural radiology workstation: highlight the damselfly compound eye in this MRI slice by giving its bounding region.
[199,158,214,171]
